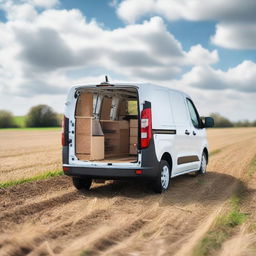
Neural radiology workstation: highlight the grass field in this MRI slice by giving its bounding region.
[0,127,256,256]
[13,115,26,127]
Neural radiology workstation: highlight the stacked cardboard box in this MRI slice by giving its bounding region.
[129,119,138,155]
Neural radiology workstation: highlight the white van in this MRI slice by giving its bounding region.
[62,81,214,193]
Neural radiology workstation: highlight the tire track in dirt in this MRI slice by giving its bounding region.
[0,176,71,211]
[0,128,256,256]
[0,191,86,230]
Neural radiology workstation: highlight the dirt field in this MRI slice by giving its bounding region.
[0,129,61,183]
[0,127,256,256]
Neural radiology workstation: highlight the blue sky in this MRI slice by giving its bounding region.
[0,0,255,120]
[59,0,256,70]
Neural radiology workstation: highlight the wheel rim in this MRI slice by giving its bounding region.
[161,165,169,189]
[201,154,207,173]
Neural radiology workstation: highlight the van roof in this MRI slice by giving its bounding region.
[73,82,190,98]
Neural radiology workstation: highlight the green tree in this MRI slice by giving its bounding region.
[26,105,60,127]
[0,110,17,128]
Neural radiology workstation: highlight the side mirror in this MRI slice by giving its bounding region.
[204,117,214,128]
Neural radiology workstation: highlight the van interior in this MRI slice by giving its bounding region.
[75,87,139,163]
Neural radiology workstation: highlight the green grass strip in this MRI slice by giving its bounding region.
[13,116,26,127]
[193,195,247,256]
[209,148,222,157]
[0,170,63,188]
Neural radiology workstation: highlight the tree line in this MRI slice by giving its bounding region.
[0,105,255,128]
[0,105,61,128]
[209,113,256,128]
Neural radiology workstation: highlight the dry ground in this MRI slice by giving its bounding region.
[0,127,256,256]
[0,129,61,183]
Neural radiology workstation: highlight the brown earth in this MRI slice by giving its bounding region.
[0,127,256,256]
[0,129,61,183]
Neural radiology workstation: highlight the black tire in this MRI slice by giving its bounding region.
[72,177,92,190]
[153,160,171,193]
[198,152,207,175]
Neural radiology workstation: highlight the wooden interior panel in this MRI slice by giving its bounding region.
[76,154,90,161]
[101,97,112,120]
[118,100,128,117]
[76,118,92,154]
[76,135,91,154]
[101,120,129,156]
[76,117,92,135]
[91,136,104,160]
[76,93,93,116]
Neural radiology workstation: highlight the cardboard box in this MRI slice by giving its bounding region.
[130,127,138,137]
[130,119,138,128]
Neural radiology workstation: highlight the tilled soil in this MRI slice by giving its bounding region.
[0,128,256,256]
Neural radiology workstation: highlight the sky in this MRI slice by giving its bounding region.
[0,0,255,121]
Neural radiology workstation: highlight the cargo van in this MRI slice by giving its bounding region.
[62,81,214,193]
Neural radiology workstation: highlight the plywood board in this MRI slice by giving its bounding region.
[130,144,137,155]
[130,136,137,144]
[130,119,138,128]
[76,118,92,136]
[76,135,91,154]
[91,136,104,160]
[76,93,93,117]
[130,127,138,137]
[101,97,112,120]
[119,120,129,129]
[118,100,128,116]
[76,154,90,161]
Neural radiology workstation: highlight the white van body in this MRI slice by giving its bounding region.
[62,82,213,193]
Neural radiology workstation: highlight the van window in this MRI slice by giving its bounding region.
[128,100,137,115]
[186,99,200,128]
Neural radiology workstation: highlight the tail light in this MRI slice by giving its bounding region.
[62,116,69,146]
[141,107,152,149]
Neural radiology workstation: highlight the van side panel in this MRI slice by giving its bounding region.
[148,89,176,175]
[151,89,175,129]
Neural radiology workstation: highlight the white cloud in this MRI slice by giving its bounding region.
[116,0,256,49]
[0,0,255,121]
[174,60,256,93]
[211,22,256,49]
[0,3,219,97]
[26,0,59,8]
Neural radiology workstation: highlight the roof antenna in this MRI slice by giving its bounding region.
[105,75,109,83]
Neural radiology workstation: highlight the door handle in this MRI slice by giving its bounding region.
[193,131,196,136]
[185,130,190,135]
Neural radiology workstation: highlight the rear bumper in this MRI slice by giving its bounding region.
[63,165,157,180]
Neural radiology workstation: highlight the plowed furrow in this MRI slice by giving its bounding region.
[0,191,85,230]
[0,176,71,210]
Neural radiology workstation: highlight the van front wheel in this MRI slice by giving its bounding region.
[153,160,170,193]
[72,177,92,190]
[198,152,207,175]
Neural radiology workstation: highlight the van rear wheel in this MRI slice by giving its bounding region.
[153,160,170,193]
[72,177,92,190]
